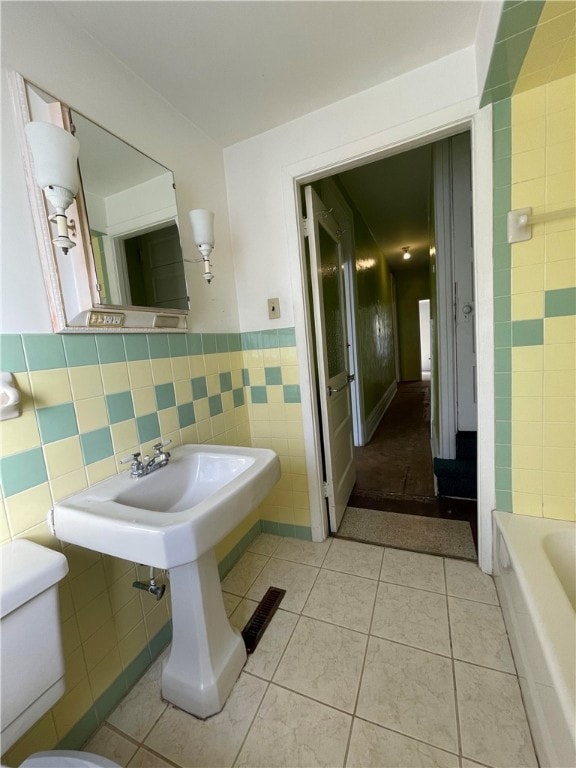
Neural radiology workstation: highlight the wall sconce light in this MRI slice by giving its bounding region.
[188,209,215,284]
[402,246,411,260]
[24,121,80,255]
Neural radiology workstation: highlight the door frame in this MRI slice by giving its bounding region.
[285,104,495,572]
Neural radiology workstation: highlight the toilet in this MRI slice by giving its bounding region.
[1,539,120,768]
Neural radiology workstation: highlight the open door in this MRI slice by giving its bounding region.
[305,185,356,532]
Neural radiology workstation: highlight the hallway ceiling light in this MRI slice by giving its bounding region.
[402,246,411,260]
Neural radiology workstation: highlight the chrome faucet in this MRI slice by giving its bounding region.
[121,440,171,478]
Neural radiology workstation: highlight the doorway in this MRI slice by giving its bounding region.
[302,131,478,559]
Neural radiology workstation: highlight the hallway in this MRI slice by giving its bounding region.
[344,381,478,554]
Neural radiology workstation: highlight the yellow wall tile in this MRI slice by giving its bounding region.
[158,407,179,435]
[110,420,138,454]
[546,170,576,206]
[88,647,123,700]
[189,355,206,377]
[75,396,108,433]
[4,483,53,535]
[512,444,542,470]
[512,420,543,446]
[542,495,575,520]
[64,646,89,690]
[543,342,575,370]
[171,356,190,381]
[512,346,543,371]
[207,373,220,396]
[100,363,130,394]
[511,491,543,517]
[217,353,232,374]
[543,470,575,498]
[43,436,84,479]
[51,680,94,740]
[267,386,284,403]
[50,469,88,502]
[511,236,545,267]
[543,421,575,448]
[545,316,576,344]
[512,370,543,397]
[68,366,103,400]
[543,369,575,397]
[132,387,156,417]
[512,468,543,495]
[194,398,210,421]
[512,263,545,294]
[262,348,281,366]
[513,85,547,122]
[29,369,72,408]
[174,378,192,405]
[511,148,546,183]
[544,395,575,422]
[547,108,576,145]
[512,396,543,422]
[151,358,173,385]
[547,140,575,177]
[511,178,546,209]
[83,620,118,671]
[196,419,213,443]
[113,595,142,638]
[543,445,575,473]
[0,409,41,457]
[511,291,544,320]
[86,457,117,485]
[545,228,576,262]
[0,500,11,544]
[118,622,148,669]
[181,424,198,445]
[249,368,265,385]
[203,354,219,376]
[127,360,153,389]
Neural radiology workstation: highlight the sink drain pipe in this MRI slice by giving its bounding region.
[133,566,166,600]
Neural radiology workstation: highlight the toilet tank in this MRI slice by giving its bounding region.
[1,540,69,752]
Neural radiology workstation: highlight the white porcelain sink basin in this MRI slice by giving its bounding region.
[50,444,280,569]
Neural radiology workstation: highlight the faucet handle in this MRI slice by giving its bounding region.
[153,440,171,455]
[120,452,142,465]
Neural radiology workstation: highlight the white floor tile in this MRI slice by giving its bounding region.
[222,591,241,616]
[302,568,378,633]
[444,560,498,605]
[357,636,458,753]
[273,537,332,567]
[127,747,173,767]
[246,557,319,613]
[230,599,298,679]
[84,724,138,767]
[220,551,269,596]
[371,581,451,656]
[246,533,282,556]
[323,537,384,580]
[379,548,446,593]
[274,615,367,713]
[235,684,351,768]
[455,661,538,768]
[448,597,515,672]
[144,672,267,767]
[106,658,167,742]
[346,719,459,768]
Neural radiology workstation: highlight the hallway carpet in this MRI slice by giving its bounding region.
[344,380,478,553]
[338,507,477,561]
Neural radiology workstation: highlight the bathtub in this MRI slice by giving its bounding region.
[493,511,575,768]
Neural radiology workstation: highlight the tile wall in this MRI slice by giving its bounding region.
[0,327,310,759]
[493,72,575,518]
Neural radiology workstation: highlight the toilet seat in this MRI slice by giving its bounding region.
[20,751,120,767]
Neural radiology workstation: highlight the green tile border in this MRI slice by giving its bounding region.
[511,319,544,346]
[545,287,576,318]
[480,0,545,107]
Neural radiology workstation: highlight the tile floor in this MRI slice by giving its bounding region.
[83,535,538,768]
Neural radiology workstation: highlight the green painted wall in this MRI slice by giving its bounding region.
[394,266,431,381]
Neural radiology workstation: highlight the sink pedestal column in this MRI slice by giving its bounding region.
[162,549,247,719]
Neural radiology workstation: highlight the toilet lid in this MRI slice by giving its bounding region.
[20,751,120,768]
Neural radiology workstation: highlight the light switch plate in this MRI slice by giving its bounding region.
[268,298,280,319]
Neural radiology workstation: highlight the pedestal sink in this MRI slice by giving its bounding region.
[49,444,280,718]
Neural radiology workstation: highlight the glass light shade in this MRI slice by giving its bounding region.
[24,121,80,196]
[189,209,215,247]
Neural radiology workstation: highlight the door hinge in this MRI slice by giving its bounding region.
[302,217,309,238]
[322,481,329,498]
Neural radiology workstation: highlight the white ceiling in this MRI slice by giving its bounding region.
[58,0,483,148]
[55,0,485,272]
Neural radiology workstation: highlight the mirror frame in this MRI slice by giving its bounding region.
[9,70,189,333]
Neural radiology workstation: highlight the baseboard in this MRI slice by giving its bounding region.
[364,381,397,443]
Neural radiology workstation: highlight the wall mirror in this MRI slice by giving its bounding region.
[10,70,190,332]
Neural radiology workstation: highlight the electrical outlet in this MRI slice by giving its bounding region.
[268,298,280,319]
